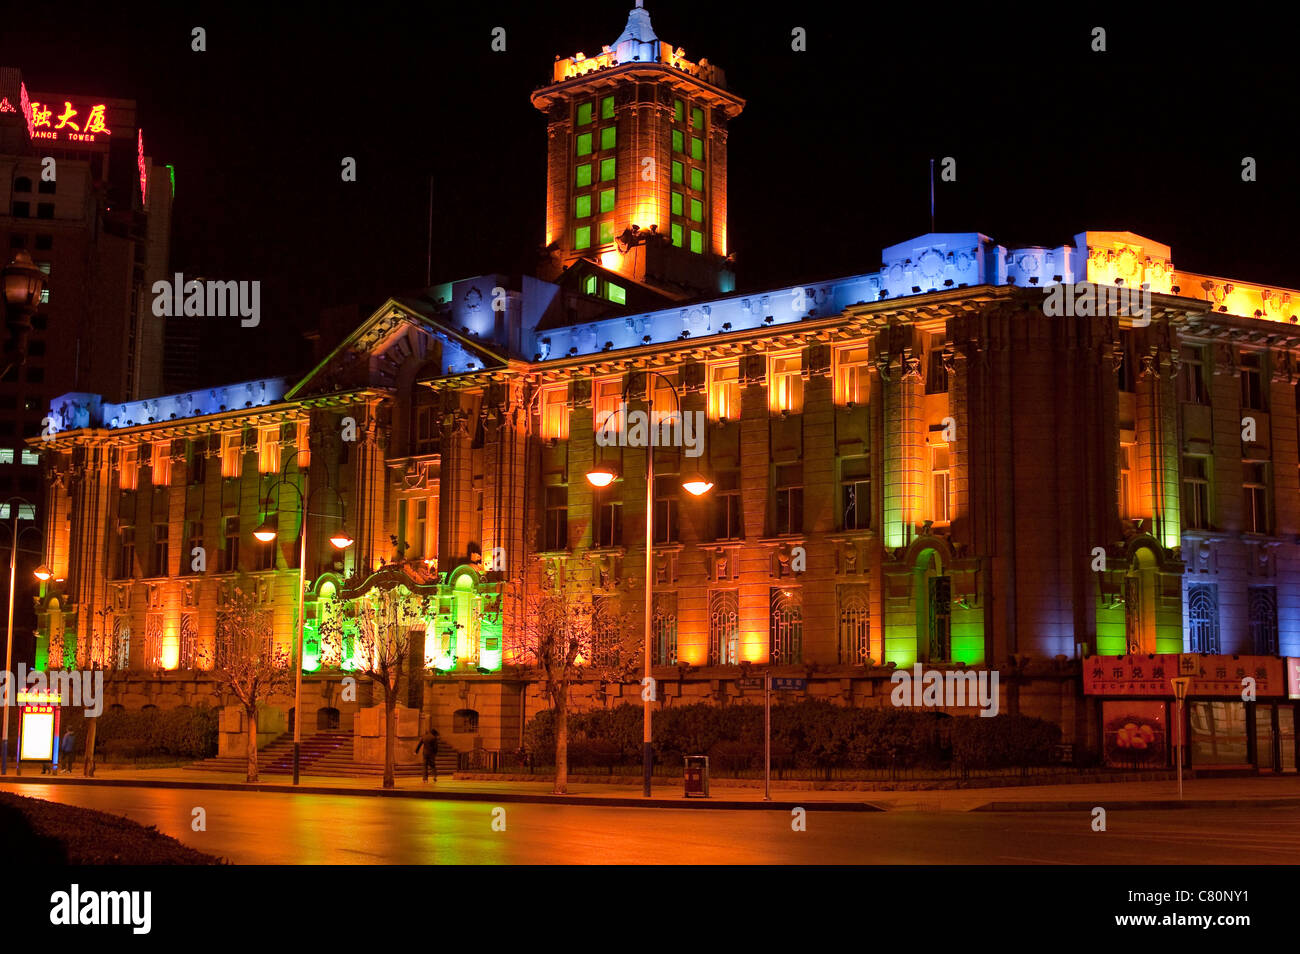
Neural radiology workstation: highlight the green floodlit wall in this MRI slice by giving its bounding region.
[33,633,48,672]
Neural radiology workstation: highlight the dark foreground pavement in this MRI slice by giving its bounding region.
[4,781,1298,864]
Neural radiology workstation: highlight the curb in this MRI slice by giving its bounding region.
[0,776,884,812]
[971,797,1300,812]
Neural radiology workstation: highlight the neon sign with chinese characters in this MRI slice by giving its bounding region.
[137,129,147,208]
[30,100,111,142]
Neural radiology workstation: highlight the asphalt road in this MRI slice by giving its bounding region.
[6,783,1299,864]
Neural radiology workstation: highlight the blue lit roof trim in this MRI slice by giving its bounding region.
[47,378,288,434]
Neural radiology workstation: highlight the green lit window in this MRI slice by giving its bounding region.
[575,226,591,250]
[576,195,591,218]
[600,157,616,182]
[672,161,683,184]
[601,95,615,119]
[583,274,598,295]
[577,133,593,156]
[576,163,593,187]
[577,102,593,125]
[672,130,683,153]
[600,188,616,213]
[691,137,703,161]
[671,223,683,247]
[599,220,616,244]
[674,99,684,123]
[692,106,704,129]
[690,167,704,191]
[690,198,702,222]
[690,229,703,254]
[606,282,626,305]
[671,191,683,216]
[601,126,616,150]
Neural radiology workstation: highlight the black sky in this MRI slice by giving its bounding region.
[4,2,1298,388]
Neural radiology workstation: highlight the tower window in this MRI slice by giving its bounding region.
[601,95,614,119]
[600,126,616,150]
[674,99,684,123]
[673,130,684,153]
[576,163,593,187]
[671,161,683,185]
[671,223,682,248]
[671,192,683,216]
[600,158,615,182]
[691,137,703,161]
[690,168,704,191]
[575,226,591,250]
[575,195,591,218]
[690,198,702,222]
[577,102,593,125]
[598,221,616,244]
[577,133,593,156]
[599,188,615,213]
[692,106,705,128]
[690,230,703,254]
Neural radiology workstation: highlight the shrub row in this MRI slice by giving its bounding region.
[59,706,219,761]
[523,701,1061,770]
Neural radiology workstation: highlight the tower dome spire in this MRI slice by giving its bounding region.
[614,2,657,48]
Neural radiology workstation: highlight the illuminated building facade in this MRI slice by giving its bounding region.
[30,7,1300,771]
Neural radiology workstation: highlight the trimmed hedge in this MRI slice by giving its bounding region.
[59,706,219,761]
[523,701,1061,770]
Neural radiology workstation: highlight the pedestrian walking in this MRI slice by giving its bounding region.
[415,725,440,782]
[59,727,75,774]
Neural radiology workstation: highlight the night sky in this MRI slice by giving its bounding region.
[4,2,1297,388]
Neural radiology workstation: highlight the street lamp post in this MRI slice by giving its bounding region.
[255,452,352,786]
[1,498,42,775]
[587,372,712,797]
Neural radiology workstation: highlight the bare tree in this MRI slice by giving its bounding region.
[345,585,423,789]
[505,589,636,794]
[205,581,293,782]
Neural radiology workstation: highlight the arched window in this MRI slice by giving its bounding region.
[453,709,479,733]
[113,618,131,670]
[837,586,870,665]
[652,593,677,666]
[708,589,739,665]
[317,707,341,730]
[769,588,803,665]
[1187,584,1219,653]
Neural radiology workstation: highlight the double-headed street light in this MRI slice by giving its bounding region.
[586,371,711,796]
[2,498,45,775]
[255,451,352,785]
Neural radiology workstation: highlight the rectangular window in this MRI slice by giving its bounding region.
[598,220,616,244]
[674,99,684,124]
[593,487,622,547]
[690,229,703,254]
[601,95,614,119]
[671,161,683,185]
[120,446,139,491]
[183,521,203,576]
[1117,331,1136,392]
[600,158,616,182]
[713,471,742,541]
[1177,345,1208,404]
[576,132,593,156]
[413,499,428,560]
[931,444,951,524]
[691,106,704,129]
[769,353,804,414]
[1240,352,1266,411]
[925,347,949,394]
[671,223,682,248]
[577,102,593,125]
[153,524,169,577]
[1182,455,1211,530]
[118,526,136,579]
[689,198,702,222]
[221,433,242,478]
[691,137,703,161]
[1243,461,1270,534]
[576,163,593,187]
[415,404,437,453]
[575,194,591,218]
[1119,443,1135,519]
[257,527,276,570]
[594,378,623,435]
[605,282,626,305]
[575,225,591,250]
[653,475,679,545]
[835,345,870,406]
[223,517,240,572]
[599,188,615,213]
[690,168,704,191]
[541,386,569,440]
[774,463,803,535]
[707,362,741,422]
[0,449,12,464]
[258,426,280,474]
[841,456,870,530]
[20,448,38,466]
[671,191,683,216]
[544,486,568,551]
[583,274,599,296]
[151,442,171,486]
[600,126,616,150]
[672,129,683,153]
[188,442,206,484]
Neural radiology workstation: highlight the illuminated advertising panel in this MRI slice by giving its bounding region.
[29,98,111,143]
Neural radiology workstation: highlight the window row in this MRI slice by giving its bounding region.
[1186,583,1278,655]
[117,423,309,490]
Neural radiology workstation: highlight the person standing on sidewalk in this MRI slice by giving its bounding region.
[59,728,75,774]
[415,725,440,782]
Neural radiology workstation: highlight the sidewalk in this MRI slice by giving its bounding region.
[4,765,1300,812]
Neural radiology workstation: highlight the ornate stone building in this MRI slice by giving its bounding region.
[29,6,1300,771]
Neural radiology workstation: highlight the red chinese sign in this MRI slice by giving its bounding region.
[30,100,111,142]
[137,129,147,208]
[1287,658,1300,700]
[1084,653,1285,698]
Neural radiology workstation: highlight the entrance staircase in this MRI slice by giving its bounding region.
[185,731,458,779]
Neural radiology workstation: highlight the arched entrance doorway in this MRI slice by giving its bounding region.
[1125,546,1159,654]
[915,548,951,663]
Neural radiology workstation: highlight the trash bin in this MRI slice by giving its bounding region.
[683,755,710,797]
